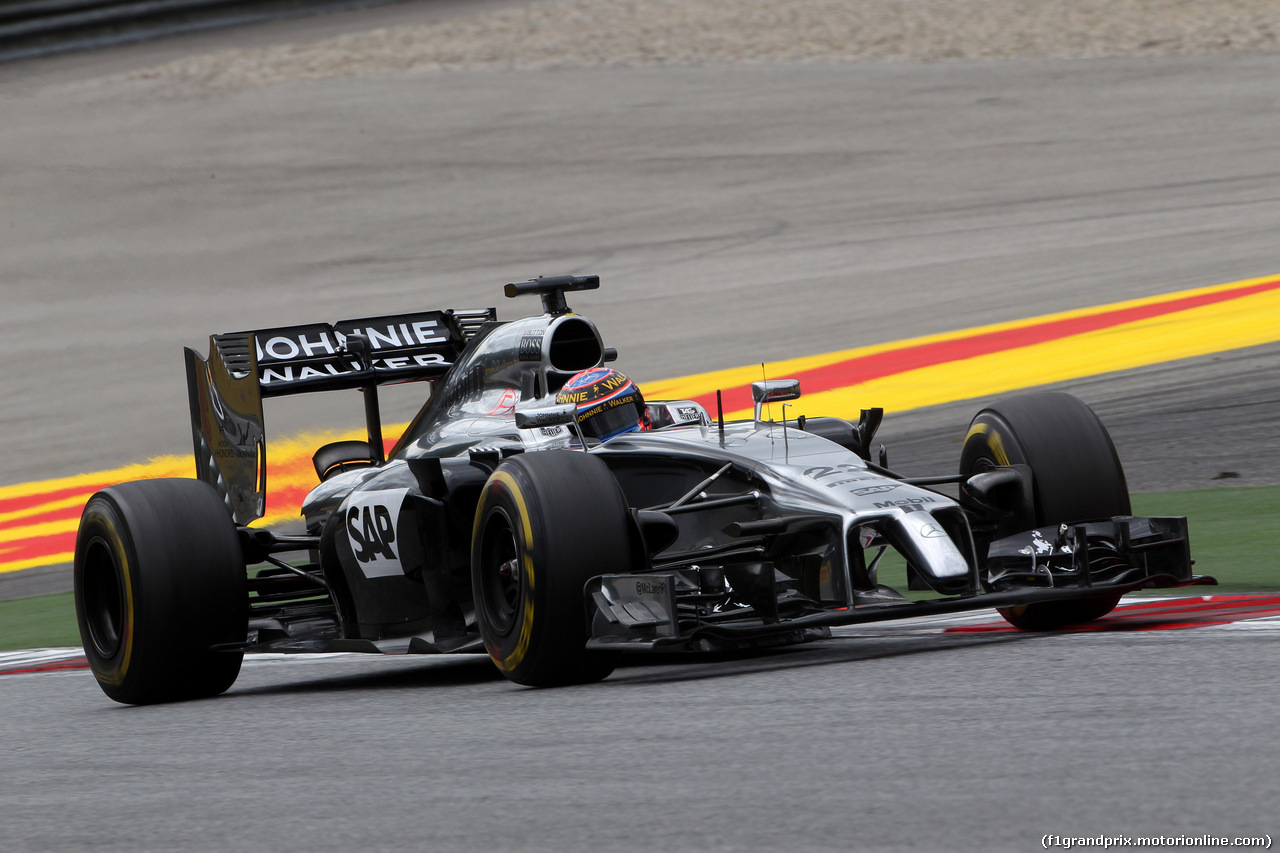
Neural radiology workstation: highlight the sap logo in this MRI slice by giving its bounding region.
[348,504,396,562]
[345,490,408,578]
[873,496,937,509]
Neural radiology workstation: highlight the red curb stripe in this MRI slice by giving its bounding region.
[0,531,77,563]
[264,484,317,519]
[944,595,1280,633]
[1098,594,1263,611]
[0,484,108,516]
[1127,620,1223,632]
[0,659,89,676]
[692,278,1280,413]
[0,503,85,532]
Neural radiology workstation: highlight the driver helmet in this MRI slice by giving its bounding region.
[555,367,650,440]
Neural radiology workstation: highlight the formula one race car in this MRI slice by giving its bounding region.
[73,275,1212,704]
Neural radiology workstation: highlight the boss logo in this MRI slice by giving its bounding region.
[518,335,544,361]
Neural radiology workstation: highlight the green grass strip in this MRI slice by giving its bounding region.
[0,591,81,652]
[1,485,1276,651]
[1131,485,1280,592]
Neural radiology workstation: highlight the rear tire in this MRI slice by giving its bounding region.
[74,479,247,704]
[471,451,628,687]
[960,392,1129,630]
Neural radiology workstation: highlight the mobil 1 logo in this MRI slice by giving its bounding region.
[345,489,407,579]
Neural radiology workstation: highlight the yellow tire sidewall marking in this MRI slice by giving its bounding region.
[81,504,135,688]
[964,422,1011,467]
[478,470,537,673]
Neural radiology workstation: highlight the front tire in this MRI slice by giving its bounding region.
[471,451,629,687]
[74,479,247,704]
[960,392,1130,630]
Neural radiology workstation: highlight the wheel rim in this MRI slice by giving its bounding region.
[82,537,125,658]
[971,456,996,473]
[478,508,523,637]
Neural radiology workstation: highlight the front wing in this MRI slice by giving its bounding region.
[586,515,1213,651]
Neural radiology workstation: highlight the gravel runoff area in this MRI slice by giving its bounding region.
[122,0,1280,91]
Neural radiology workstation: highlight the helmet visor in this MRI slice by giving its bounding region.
[577,393,643,440]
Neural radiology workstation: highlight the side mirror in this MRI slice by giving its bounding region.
[751,379,801,423]
[514,401,578,430]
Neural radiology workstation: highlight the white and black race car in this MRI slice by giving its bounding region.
[73,275,1211,704]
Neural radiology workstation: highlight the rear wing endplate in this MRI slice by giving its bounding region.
[186,308,495,524]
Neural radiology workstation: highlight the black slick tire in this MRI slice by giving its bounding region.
[74,479,247,705]
[471,450,628,687]
[960,392,1130,630]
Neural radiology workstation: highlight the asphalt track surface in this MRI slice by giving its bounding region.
[3,6,1280,851]
[4,612,1279,852]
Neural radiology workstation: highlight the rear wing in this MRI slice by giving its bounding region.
[185,308,496,524]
